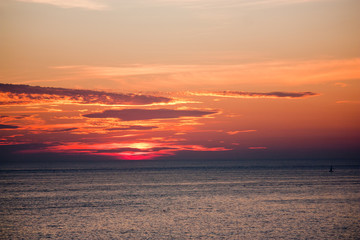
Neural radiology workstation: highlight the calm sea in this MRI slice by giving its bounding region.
[0,160,359,239]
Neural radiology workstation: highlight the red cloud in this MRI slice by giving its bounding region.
[17,141,230,160]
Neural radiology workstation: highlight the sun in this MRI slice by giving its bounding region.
[129,142,156,150]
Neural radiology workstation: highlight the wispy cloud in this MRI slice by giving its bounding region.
[190,91,319,99]
[0,83,172,106]
[16,141,230,160]
[106,126,158,131]
[227,130,256,135]
[16,0,109,10]
[334,82,348,88]
[50,127,79,132]
[153,0,332,9]
[51,64,206,77]
[248,146,267,150]
[336,100,360,104]
[50,59,360,91]
[83,109,217,121]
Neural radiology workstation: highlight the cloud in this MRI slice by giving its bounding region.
[0,83,172,106]
[334,82,348,88]
[94,146,177,154]
[248,147,267,150]
[25,141,230,160]
[50,59,360,91]
[0,143,51,154]
[227,130,256,135]
[336,100,360,104]
[0,124,19,129]
[106,126,158,131]
[190,91,319,99]
[95,148,145,153]
[153,0,333,9]
[16,0,108,10]
[0,115,30,120]
[50,127,78,132]
[83,109,217,121]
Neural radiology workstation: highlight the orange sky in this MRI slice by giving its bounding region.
[1,0,359,162]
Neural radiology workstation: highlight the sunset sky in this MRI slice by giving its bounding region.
[1,0,359,163]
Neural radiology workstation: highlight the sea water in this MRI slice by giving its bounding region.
[0,160,359,239]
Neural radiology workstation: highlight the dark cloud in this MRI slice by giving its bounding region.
[14,115,31,119]
[83,109,217,121]
[262,91,318,98]
[150,147,177,151]
[106,126,158,131]
[0,83,171,105]
[0,124,19,129]
[192,91,319,98]
[51,127,78,132]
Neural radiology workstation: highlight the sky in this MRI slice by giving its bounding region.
[0,0,359,163]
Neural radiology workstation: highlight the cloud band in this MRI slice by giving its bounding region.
[83,109,217,121]
[0,83,172,106]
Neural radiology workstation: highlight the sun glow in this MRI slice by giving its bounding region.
[128,142,156,150]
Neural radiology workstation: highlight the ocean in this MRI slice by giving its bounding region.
[1,160,359,239]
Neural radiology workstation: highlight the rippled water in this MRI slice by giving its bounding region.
[1,161,359,239]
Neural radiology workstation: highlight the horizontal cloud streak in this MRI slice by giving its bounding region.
[0,83,171,106]
[16,0,335,12]
[50,127,78,132]
[0,124,19,129]
[336,100,360,104]
[50,59,360,91]
[83,109,217,121]
[227,130,256,135]
[154,0,332,9]
[16,141,230,160]
[16,0,108,10]
[190,91,319,99]
[106,126,158,131]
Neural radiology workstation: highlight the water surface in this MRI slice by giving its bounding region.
[1,161,359,239]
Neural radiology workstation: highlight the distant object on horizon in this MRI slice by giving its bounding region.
[329,165,334,173]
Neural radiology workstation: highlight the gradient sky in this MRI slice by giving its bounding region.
[1,0,359,162]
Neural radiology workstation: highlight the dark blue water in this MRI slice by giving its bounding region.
[1,160,359,239]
